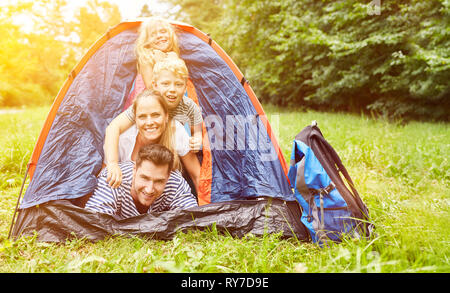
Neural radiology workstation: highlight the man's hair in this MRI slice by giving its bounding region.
[136,144,174,174]
[153,54,189,81]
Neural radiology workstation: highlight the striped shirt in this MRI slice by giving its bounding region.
[85,161,198,219]
[125,96,203,128]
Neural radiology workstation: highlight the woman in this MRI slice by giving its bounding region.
[103,89,200,194]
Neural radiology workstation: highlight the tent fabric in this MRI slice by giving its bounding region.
[20,29,138,209]
[178,32,294,203]
[12,198,309,243]
[19,22,294,210]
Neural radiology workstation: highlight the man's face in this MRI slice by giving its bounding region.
[131,160,170,211]
[153,69,187,110]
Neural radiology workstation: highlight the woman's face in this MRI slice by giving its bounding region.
[135,97,168,144]
[148,24,172,52]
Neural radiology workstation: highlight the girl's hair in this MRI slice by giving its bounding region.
[132,89,181,171]
[153,54,189,81]
[135,17,180,70]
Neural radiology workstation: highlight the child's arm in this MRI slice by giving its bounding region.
[189,123,203,152]
[186,98,203,152]
[139,49,168,89]
[103,112,134,188]
[139,63,154,90]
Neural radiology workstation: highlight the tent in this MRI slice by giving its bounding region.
[9,19,310,242]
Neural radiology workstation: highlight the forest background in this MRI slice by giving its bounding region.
[0,0,448,121]
[0,0,449,274]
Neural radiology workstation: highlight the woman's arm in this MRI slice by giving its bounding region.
[103,112,134,188]
[180,152,201,196]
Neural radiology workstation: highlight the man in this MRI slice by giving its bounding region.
[85,144,198,219]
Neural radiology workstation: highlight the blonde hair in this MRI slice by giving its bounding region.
[135,17,180,70]
[133,90,182,171]
[153,54,189,81]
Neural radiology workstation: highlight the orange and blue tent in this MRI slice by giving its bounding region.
[10,20,309,242]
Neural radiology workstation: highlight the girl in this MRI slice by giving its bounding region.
[135,17,180,89]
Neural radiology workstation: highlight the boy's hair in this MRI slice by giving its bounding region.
[136,144,174,175]
[153,54,189,81]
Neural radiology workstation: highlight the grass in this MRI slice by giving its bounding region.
[0,105,449,273]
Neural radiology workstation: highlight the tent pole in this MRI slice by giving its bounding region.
[7,165,30,240]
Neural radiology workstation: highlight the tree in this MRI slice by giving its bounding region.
[71,0,122,58]
[172,0,449,121]
[0,1,74,106]
[0,0,122,107]
[139,4,153,17]
[164,0,228,34]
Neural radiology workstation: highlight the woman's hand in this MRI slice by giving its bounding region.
[106,163,123,188]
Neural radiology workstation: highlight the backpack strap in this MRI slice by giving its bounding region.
[310,127,369,218]
[308,182,336,197]
[309,126,372,237]
[295,157,327,241]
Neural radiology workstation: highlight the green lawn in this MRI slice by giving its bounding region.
[0,105,449,273]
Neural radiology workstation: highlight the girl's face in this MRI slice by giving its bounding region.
[135,97,168,144]
[148,24,172,52]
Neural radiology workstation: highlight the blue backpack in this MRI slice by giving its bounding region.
[288,122,373,244]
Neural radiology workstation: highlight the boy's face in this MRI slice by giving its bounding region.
[153,69,186,110]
